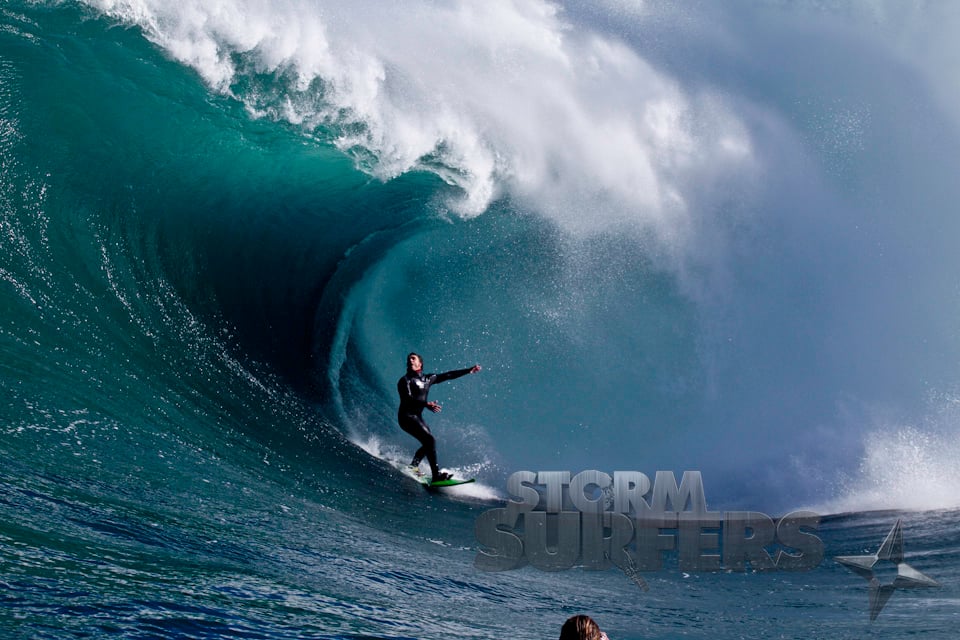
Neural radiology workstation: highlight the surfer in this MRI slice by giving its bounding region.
[397,352,481,482]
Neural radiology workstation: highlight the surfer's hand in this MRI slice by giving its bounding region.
[470,364,481,374]
[427,401,442,413]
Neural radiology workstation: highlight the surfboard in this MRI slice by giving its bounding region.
[425,477,476,488]
[401,464,475,488]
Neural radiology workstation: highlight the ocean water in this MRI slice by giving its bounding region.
[2,1,959,638]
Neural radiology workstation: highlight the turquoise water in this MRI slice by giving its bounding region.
[2,1,960,637]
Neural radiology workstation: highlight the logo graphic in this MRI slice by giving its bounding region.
[618,550,649,591]
[474,470,941,621]
[474,470,823,574]
[835,519,940,620]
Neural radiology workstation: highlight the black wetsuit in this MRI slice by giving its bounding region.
[397,367,473,478]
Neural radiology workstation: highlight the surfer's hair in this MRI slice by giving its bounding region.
[406,352,422,370]
[559,615,603,640]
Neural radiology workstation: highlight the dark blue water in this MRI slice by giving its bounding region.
[2,1,959,637]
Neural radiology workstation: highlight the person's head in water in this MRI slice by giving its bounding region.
[559,615,607,640]
[406,352,423,373]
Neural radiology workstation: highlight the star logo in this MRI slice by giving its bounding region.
[835,519,940,620]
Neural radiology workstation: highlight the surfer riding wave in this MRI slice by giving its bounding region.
[397,352,481,482]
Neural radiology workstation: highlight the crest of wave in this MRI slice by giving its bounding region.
[82,0,754,239]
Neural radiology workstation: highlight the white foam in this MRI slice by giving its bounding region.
[816,394,960,514]
[352,434,500,501]
[351,433,406,467]
[437,478,501,502]
[81,0,755,235]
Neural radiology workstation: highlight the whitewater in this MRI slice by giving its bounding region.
[2,1,959,638]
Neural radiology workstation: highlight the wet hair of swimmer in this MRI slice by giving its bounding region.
[559,615,607,640]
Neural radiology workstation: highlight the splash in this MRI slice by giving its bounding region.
[352,434,500,502]
[81,0,754,231]
[819,395,960,514]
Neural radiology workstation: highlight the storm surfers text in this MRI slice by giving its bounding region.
[474,471,824,573]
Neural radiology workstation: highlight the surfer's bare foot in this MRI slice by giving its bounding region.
[433,471,452,482]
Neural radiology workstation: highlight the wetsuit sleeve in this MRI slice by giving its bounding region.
[432,367,474,384]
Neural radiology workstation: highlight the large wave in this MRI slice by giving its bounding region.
[82,0,754,235]
[6,0,960,514]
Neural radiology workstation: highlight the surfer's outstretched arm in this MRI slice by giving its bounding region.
[433,364,482,384]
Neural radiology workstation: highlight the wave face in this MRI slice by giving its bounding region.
[3,1,960,638]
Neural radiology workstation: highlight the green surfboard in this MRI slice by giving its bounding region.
[400,464,474,488]
[424,477,475,488]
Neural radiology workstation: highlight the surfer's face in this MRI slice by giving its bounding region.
[407,354,422,372]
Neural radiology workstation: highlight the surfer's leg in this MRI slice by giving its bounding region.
[417,445,439,477]
[399,415,440,477]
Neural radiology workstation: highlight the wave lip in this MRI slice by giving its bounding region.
[82,0,754,233]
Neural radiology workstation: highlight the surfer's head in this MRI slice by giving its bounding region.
[559,615,606,640]
[406,352,423,373]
